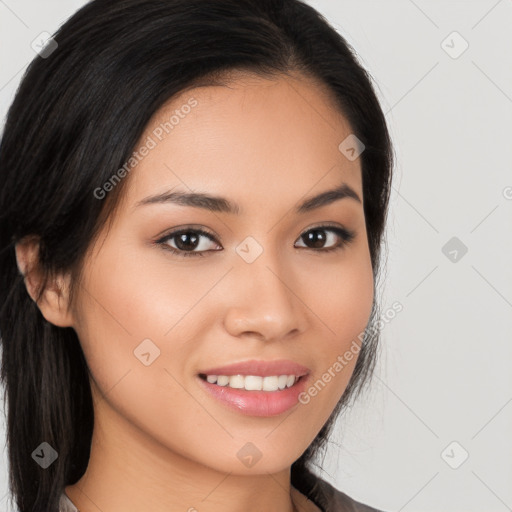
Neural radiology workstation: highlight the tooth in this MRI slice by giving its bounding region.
[217,375,229,386]
[286,375,296,388]
[244,376,263,391]
[229,375,245,388]
[262,376,279,391]
[208,374,298,390]
[277,375,288,390]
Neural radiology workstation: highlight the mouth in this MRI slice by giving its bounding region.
[196,370,310,417]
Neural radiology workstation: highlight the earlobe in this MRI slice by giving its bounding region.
[15,237,74,328]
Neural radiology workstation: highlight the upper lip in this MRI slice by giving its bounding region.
[198,359,311,377]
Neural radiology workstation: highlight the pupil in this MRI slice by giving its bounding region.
[177,232,199,251]
[305,229,325,248]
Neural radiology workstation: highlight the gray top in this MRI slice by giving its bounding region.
[310,477,386,511]
[59,476,386,512]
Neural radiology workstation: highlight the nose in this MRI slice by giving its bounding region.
[222,249,306,343]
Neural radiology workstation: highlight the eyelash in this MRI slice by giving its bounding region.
[155,224,356,258]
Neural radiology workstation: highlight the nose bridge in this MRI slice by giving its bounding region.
[223,237,303,340]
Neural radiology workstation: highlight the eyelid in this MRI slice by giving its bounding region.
[155,224,218,241]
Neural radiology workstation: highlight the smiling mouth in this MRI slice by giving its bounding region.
[198,373,305,392]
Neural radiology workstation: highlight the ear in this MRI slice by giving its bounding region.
[15,236,74,328]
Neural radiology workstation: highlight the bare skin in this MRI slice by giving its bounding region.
[16,71,373,512]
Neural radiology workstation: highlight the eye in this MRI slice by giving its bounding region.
[156,227,221,258]
[295,224,355,253]
[156,224,355,258]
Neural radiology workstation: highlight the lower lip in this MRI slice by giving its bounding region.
[197,375,309,417]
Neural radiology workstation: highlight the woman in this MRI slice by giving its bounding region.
[0,1,394,511]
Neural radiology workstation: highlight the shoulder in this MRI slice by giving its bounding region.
[311,476,387,512]
[295,467,388,512]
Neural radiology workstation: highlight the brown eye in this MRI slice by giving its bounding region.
[295,226,355,252]
[157,228,221,258]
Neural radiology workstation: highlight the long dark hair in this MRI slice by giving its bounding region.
[0,1,394,510]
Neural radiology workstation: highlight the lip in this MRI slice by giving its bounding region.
[197,373,310,417]
[197,359,311,378]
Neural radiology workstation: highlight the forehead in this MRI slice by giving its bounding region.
[121,72,363,213]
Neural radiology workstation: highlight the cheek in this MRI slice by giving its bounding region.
[76,238,215,342]
[311,250,374,346]
[299,250,374,408]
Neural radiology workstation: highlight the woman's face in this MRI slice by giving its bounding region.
[71,72,374,475]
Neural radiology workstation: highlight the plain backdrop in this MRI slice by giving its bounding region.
[1,1,511,511]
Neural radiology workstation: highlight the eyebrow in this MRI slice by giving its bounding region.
[134,182,361,215]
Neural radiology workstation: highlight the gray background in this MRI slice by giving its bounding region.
[1,1,511,511]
